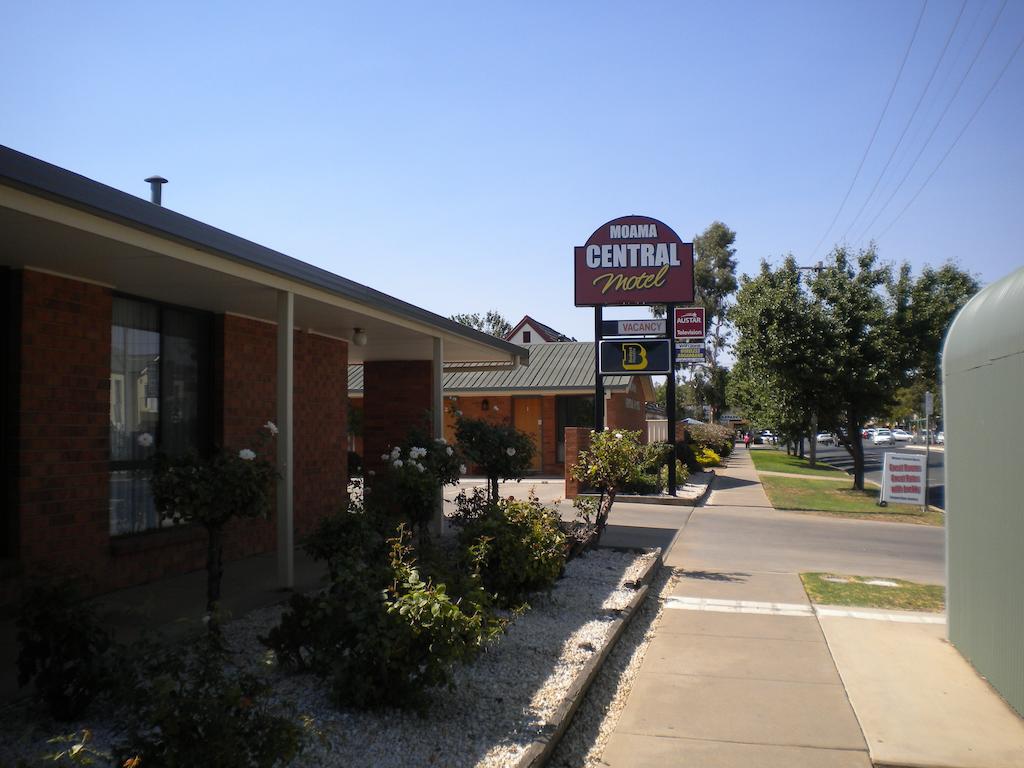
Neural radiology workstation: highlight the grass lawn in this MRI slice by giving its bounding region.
[749,448,850,479]
[801,572,945,612]
[761,475,944,526]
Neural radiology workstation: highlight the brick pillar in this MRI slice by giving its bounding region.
[563,427,591,499]
[363,360,433,476]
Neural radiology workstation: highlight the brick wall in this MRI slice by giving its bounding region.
[3,283,349,606]
[363,360,433,476]
[15,270,112,586]
[606,378,648,441]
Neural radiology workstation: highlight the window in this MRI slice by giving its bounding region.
[522,331,531,343]
[109,297,211,535]
[555,395,594,462]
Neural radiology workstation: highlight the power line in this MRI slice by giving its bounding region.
[809,0,928,260]
[853,0,1010,246]
[838,0,967,244]
[876,29,1024,240]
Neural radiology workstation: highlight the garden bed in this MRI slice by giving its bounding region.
[0,549,658,768]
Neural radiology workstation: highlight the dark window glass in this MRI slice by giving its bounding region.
[555,395,594,462]
[109,297,210,536]
[522,331,531,343]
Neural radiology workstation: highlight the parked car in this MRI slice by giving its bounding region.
[816,432,836,445]
[872,428,894,446]
[936,431,945,444]
[892,428,912,442]
[759,430,777,445]
[862,428,876,439]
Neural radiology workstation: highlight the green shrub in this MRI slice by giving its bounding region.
[303,500,390,584]
[263,525,503,711]
[457,494,566,606]
[658,458,690,489]
[348,450,362,476]
[116,637,302,768]
[369,433,462,535]
[454,415,536,501]
[675,440,703,473]
[696,447,722,468]
[16,582,113,721]
[687,422,734,458]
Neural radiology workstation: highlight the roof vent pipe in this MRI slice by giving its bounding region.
[145,176,167,205]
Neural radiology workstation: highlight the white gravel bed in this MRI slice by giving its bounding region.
[0,549,655,768]
[548,565,679,767]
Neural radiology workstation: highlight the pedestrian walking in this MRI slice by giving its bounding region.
[743,432,751,450]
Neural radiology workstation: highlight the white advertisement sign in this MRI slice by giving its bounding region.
[880,452,927,506]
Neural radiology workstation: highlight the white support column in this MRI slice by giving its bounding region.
[430,336,444,537]
[276,290,294,588]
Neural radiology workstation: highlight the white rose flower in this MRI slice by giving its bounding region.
[506,447,516,457]
[459,464,467,474]
[136,432,154,448]
[368,469,376,476]
[239,449,256,460]
[381,453,390,461]
[415,462,425,472]
[435,437,447,444]
[393,459,403,468]
[493,405,499,412]
[446,446,453,456]
[615,432,623,439]
[391,446,402,460]
[264,421,279,436]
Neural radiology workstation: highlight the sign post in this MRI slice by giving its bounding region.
[575,216,694,496]
[924,391,934,511]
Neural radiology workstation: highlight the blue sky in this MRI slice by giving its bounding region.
[3,1,1022,342]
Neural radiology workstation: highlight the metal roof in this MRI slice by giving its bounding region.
[349,342,634,394]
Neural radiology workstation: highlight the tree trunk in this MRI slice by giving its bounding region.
[595,489,616,544]
[808,413,818,468]
[206,524,225,618]
[798,437,805,459]
[843,415,865,490]
[488,475,499,503]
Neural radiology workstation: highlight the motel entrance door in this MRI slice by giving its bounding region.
[513,397,543,473]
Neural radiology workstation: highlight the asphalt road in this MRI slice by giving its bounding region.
[811,441,946,509]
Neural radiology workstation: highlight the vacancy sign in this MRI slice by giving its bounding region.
[880,453,927,506]
[674,306,705,339]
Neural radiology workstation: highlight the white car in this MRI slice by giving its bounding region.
[936,431,945,444]
[872,429,894,446]
[892,428,912,442]
[816,433,836,445]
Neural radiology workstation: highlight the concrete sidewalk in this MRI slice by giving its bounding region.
[601,446,1024,767]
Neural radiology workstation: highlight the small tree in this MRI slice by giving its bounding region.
[570,430,661,544]
[370,434,463,542]
[454,415,535,502]
[150,422,277,624]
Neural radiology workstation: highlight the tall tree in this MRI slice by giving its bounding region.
[653,221,739,421]
[901,262,980,384]
[809,245,902,489]
[450,310,512,338]
[728,257,831,452]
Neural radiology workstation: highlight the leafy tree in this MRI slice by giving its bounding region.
[727,257,832,457]
[454,415,535,501]
[653,221,739,421]
[450,310,512,338]
[808,246,902,489]
[150,423,278,623]
[569,430,665,544]
[896,261,980,385]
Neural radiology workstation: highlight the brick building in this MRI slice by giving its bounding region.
[349,340,654,476]
[0,146,527,606]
